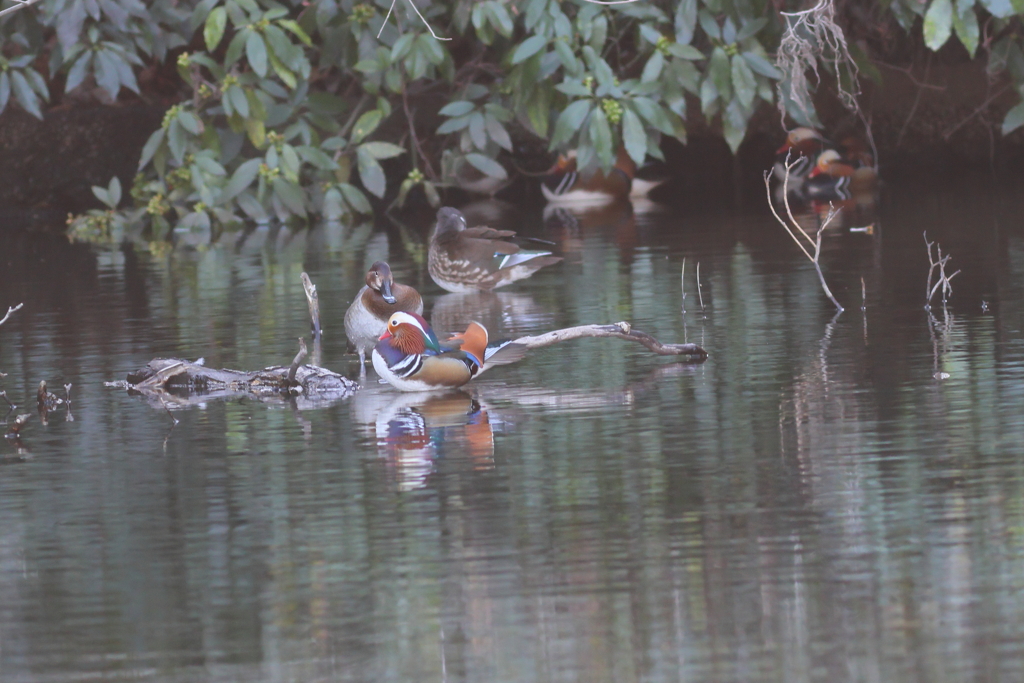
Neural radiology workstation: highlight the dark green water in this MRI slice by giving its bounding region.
[2,181,1024,682]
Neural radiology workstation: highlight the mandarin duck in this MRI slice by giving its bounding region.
[372,312,489,392]
[805,149,878,200]
[428,207,561,293]
[772,127,831,190]
[344,261,423,371]
[542,148,664,205]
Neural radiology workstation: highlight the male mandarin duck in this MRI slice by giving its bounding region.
[773,127,831,185]
[542,148,665,205]
[805,149,878,200]
[428,207,561,293]
[372,312,489,392]
[344,261,423,370]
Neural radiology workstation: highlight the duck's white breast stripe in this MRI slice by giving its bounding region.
[392,353,423,378]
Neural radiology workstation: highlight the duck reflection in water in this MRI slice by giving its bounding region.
[351,388,497,491]
[543,198,641,260]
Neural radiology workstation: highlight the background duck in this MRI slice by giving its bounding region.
[542,148,663,205]
[344,261,423,372]
[772,127,831,190]
[804,149,878,200]
[428,207,561,293]
[372,312,489,392]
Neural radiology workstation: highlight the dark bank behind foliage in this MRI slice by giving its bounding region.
[0,0,1022,239]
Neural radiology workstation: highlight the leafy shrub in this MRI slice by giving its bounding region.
[0,0,1018,241]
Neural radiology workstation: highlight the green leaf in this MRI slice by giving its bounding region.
[708,47,732,102]
[642,51,664,83]
[0,73,9,113]
[92,185,110,208]
[622,107,646,166]
[486,1,514,37]
[1002,100,1024,135]
[391,34,416,62]
[952,0,979,57]
[167,120,186,163]
[356,146,386,197]
[11,71,42,119]
[246,31,268,77]
[469,112,487,149]
[281,144,301,182]
[735,17,767,43]
[351,109,383,144]
[298,146,338,170]
[742,52,782,79]
[513,35,547,64]
[205,7,227,50]
[980,0,1015,18]
[731,55,756,108]
[675,0,697,44]
[698,10,720,41]
[108,176,122,206]
[228,86,249,118]
[195,156,227,175]
[65,52,92,92]
[340,183,372,213]
[556,80,593,97]
[178,111,203,135]
[271,177,306,216]
[924,0,953,51]
[667,43,704,60]
[138,128,165,170]
[589,106,613,170]
[554,40,580,76]
[360,141,406,159]
[278,19,312,46]
[437,114,472,134]
[551,99,592,147]
[485,115,512,151]
[439,101,475,117]
[465,153,507,179]
[219,157,263,204]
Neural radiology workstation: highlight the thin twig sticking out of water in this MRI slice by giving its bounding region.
[680,258,686,315]
[764,157,844,313]
[0,303,23,327]
[696,262,705,313]
[923,232,960,309]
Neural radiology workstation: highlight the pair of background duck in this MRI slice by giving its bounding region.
[774,127,878,201]
[344,207,557,392]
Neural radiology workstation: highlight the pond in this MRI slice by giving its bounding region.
[1,176,1024,682]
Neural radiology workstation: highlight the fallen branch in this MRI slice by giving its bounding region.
[765,160,844,313]
[0,303,23,327]
[505,322,707,360]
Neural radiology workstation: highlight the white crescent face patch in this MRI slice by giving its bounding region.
[388,311,429,337]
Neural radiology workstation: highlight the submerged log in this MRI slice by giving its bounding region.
[114,357,358,409]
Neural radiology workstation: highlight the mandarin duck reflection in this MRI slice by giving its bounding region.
[344,261,423,372]
[428,207,561,293]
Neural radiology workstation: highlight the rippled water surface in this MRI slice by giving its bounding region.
[2,180,1024,682]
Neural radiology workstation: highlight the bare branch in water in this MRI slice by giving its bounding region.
[924,232,960,308]
[697,262,705,313]
[288,337,308,386]
[764,163,844,313]
[506,322,707,360]
[0,303,24,327]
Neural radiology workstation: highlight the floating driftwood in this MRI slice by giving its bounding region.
[499,321,707,361]
[112,353,359,410]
